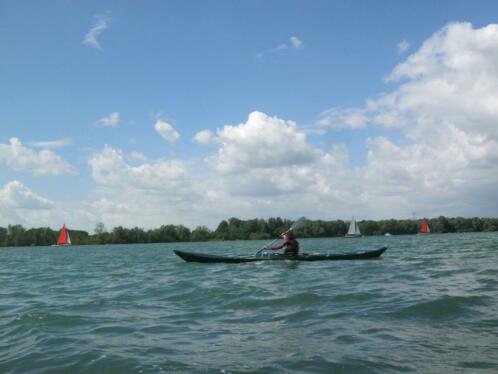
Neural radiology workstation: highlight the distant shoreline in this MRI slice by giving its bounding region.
[1,216,497,247]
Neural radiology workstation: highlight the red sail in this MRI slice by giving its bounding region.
[419,218,428,233]
[57,224,67,245]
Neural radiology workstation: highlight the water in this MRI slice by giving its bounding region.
[1,233,497,373]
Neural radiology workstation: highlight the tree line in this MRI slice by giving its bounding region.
[1,216,498,247]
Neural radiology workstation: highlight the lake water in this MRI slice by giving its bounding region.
[1,233,497,373]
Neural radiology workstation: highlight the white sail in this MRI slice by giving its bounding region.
[66,231,72,244]
[346,217,361,236]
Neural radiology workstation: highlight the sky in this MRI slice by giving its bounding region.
[1,0,498,232]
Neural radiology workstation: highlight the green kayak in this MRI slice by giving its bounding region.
[174,247,387,263]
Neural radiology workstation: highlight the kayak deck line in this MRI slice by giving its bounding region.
[174,247,387,264]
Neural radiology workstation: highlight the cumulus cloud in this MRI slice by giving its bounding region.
[199,111,316,174]
[314,22,498,218]
[0,181,55,227]
[0,181,96,230]
[0,138,77,176]
[95,112,120,127]
[380,23,498,141]
[154,120,180,145]
[82,22,498,227]
[322,22,498,138]
[89,146,190,191]
[83,14,110,50]
[0,181,53,210]
[193,129,215,145]
[129,151,149,163]
[86,146,212,229]
[8,22,498,231]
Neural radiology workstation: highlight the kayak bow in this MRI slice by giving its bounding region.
[174,247,387,264]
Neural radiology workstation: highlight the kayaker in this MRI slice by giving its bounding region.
[267,231,299,256]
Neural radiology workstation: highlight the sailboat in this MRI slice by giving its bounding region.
[53,224,72,246]
[418,218,430,234]
[345,217,362,238]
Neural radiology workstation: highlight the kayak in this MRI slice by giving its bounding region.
[174,247,387,264]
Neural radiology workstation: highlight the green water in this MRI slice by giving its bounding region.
[1,233,497,373]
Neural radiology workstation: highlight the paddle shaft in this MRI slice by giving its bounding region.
[256,217,305,255]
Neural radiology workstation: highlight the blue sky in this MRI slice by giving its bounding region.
[1,1,498,231]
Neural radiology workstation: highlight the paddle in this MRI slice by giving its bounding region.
[256,216,306,256]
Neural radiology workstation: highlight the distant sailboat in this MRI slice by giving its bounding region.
[345,217,362,238]
[53,224,72,246]
[418,218,430,234]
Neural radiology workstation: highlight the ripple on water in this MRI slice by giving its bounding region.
[388,294,492,320]
[1,235,497,373]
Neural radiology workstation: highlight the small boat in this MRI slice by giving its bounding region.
[384,233,392,236]
[174,247,387,263]
[418,218,430,234]
[345,216,362,238]
[53,224,72,246]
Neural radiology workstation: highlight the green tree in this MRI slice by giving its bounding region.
[191,226,211,242]
[6,224,27,246]
[0,227,7,246]
[214,220,229,240]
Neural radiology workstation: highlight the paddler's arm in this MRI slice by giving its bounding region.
[266,244,283,250]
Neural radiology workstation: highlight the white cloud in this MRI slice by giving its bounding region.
[322,143,349,167]
[82,23,498,227]
[0,180,53,210]
[290,36,303,49]
[0,138,77,176]
[314,22,498,218]
[129,151,149,163]
[274,36,303,52]
[0,181,96,230]
[86,145,213,229]
[89,145,189,191]
[200,111,316,174]
[274,43,288,51]
[0,181,54,227]
[193,129,215,145]
[82,14,110,50]
[321,22,498,139]
[380,23,498,140]
[7,22,498,231]
[317,108,368,129]
[28,138,72,148]
[95,112,120,127]
[397,40,410,54]
[154,120,180,145]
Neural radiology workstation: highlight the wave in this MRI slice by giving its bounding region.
[389,295,491,319]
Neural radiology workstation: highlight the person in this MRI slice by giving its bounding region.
[267,231,299,256]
